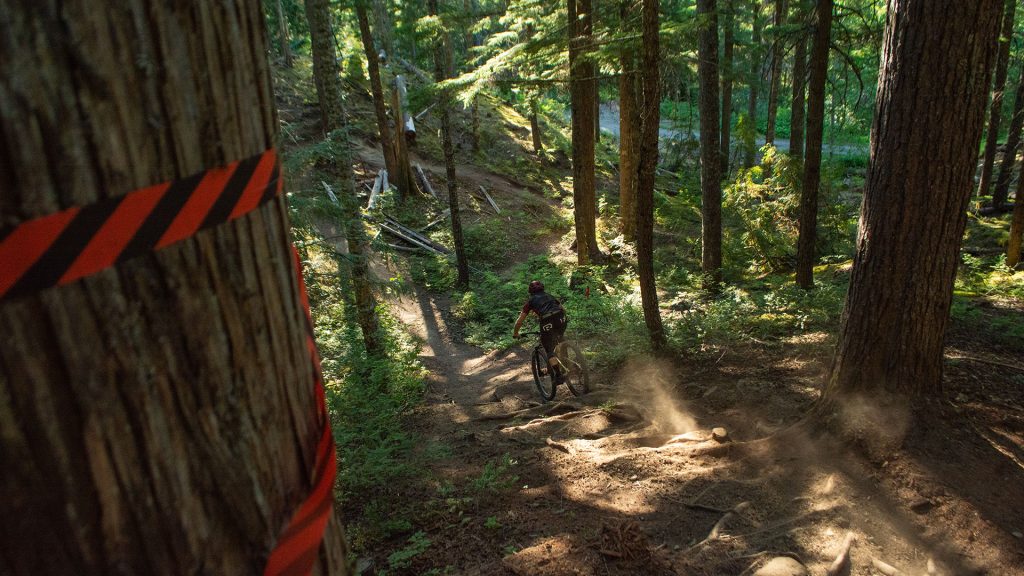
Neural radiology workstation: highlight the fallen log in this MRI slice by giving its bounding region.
[395,55,433,84]
[478,185,501,214]
[384,243,422,253]
[383,216,448,253]
[419,209,451,233]
[415,164,438,200]
[377,222,446,255]
[367,172,384,210]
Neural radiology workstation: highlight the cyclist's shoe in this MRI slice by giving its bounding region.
[552,371,564,385]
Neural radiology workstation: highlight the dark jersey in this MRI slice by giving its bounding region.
[522,291,563,318]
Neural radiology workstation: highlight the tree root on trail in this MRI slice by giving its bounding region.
[545,437,573,454]
[870,557,903,576]
[825,531,855,576]
[474,400,580,422]
[684,501,752,553]
[497,403,644,433]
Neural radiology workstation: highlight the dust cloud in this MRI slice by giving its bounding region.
[615,357,697,434]
[833,391,912,456]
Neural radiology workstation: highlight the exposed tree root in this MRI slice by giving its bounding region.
[684,501,751,553]
[474,399,580,422]
[825,531,855,576]
[545,437,573,454]
[870,557,903,576]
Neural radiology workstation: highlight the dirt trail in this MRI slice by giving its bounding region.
[380,285,1024,576]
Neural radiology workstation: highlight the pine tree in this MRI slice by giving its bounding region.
[824,0,1002,406]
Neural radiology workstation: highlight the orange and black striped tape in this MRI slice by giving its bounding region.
[0,149,337,576]
[262,246,338,576]
[0,149,281,301]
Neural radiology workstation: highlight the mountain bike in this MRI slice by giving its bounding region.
[518,331,590,402]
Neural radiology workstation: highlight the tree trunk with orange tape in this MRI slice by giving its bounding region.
[0,2,350,574]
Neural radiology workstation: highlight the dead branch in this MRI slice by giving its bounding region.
[414,164,438,200]
[477,185,501,213]
[945,354,1024,372]
[825,532,856,576]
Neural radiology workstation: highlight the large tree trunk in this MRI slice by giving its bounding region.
[765,0,787,146]
[569,0,601,264]
[276,0,294,67]
[794,0,831,288]
[530,95,544,153]
[390,75,417,201]
[720,0,735,175]
[789,0,808,159]
[308,0,382,354]
[356,1,397,178]
[619,1,640,241]
[306,0,345,133]
[429,0,471,289]
[978,0,1017,206]
[637,0,667,349]
[698,0,723,289]
[374,0,395,58]
[824,0,1002,405]
[744,0,763,168]
[0,1,350,573]
[1008,166,1024,267]
[994,67,1024,208]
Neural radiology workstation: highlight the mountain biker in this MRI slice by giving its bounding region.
[513,280,568,382]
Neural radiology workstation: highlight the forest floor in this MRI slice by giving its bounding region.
[275,63,1024,575]
[358,260,1024,576]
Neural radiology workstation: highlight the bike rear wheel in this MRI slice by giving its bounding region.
[558,341,590,396]
[531,346,557,402]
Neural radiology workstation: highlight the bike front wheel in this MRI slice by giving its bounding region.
[531,346,557,402]
[559,341,590,396]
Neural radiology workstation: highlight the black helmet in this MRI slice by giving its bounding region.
[528,280,544,294]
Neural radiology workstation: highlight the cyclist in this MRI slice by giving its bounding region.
[513,280,568,382]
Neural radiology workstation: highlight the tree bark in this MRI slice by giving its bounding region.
[824,0,1002,404]
[637,0,667,349]
[744,0,763,168]
[765,0,787,146]
[374,0,395,58]
[391,75,417,200]
[619,1,640,241]
[698,0,724,289]
[530,95,544,153]
[356,1,397,178]
[569,0,601,264]
[309,0,382,354]
[978,0,1017,206]
[794,0,831,288]
[0,1,350,573]
[789,0,808,159]
[994,66,1024,209]
[1008,166,1024,267]
[429,0,471,288]
[306,0,345,133]
[276,0,294,67]
[721,0,735,174]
